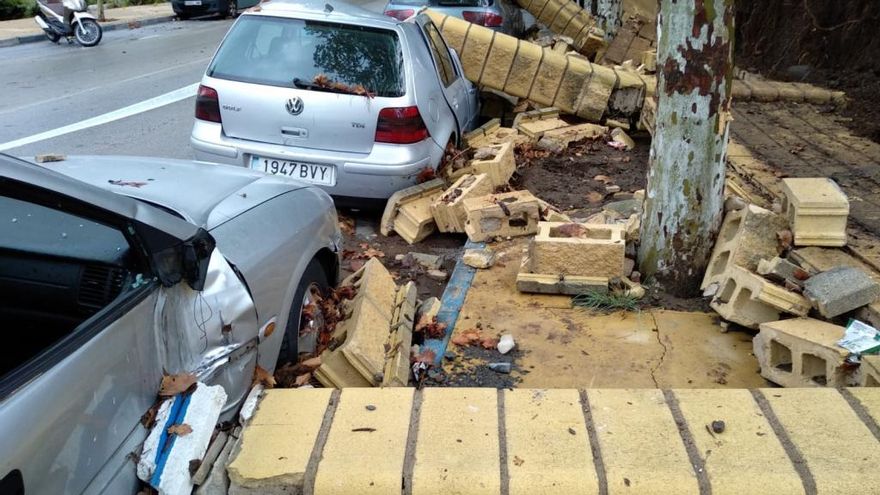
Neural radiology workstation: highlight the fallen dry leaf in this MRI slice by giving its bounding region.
[416,166,437,183]
[513,455,525,466]
[338,215,355,236]
[294,373,312,387]
[593,174,611,184]
[158,373,196,397]
[253,365,276,388]
[415,315,448,339]
[451,328,483,346]
[411,348,437,364]
[167,423,193,437]
[480,337,499,349]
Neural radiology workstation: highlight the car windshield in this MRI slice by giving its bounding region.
[208,15,405,98]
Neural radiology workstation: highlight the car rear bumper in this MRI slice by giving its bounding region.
[191,121,445,200]
[171,0,224,15]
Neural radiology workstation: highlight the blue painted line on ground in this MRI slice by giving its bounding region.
[424,239,483,364]
[150,391,193,487]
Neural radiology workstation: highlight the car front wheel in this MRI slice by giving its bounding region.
[279,258,329,363]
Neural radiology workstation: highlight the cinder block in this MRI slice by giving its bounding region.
[462,118,501,148]
[528,222,626,279]
[516,117,570,141]
[463,190,541,242]
[316,258,399,387]
[641,48,656,73]
[516,271,609,295]
[448,142,516,188]
[753,318,856,387]
[382,281,416,387]
[757,256,810,288]
[739,79,779,102]
[711,266,811,329]
[780,178,849,247]
[228,389,333,495]
[431,173,494,233]
[536,122,607,151]
[701,204,788,290]
[380,179,446,244]
[861,355,880,387]
[803,266,880,318]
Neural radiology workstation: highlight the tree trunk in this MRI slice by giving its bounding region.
[637,0,734,297]
[97,0,105,22]
[594,0,622,39]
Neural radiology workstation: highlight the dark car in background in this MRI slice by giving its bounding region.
[383,0,525,36]
[172,0,256,19]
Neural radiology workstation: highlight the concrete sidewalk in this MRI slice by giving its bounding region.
[0,2,176,47]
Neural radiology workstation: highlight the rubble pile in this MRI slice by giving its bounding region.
[697,177,880,389]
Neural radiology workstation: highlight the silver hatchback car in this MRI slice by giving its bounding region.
[191,0,480,201]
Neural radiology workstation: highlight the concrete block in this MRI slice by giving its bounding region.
[512,107,560,127]
[314,388,413,494]
[504,389,600,494]
[448,142,516,188]
[431,173,494,233]
[516,117,570,141]
[412,388,500,494]
[536,122,607,151]
[756,256,810,288]
[516,271,609,295]
[641,48,656,73]
[754,318,856,387]
[228,389,333,495]
[710,266,811,329]
[780,178,849,247]
[463,190,541,242]
[380,178,446,244]
[138,384,228,495]
[316,258,399,387]
[803,266,880,318]
[673,389,803,494]
[763,388,880,492]
[462,118,501,148]
[861,355,880,387]
[527,222,626,279]
[701,204,788,290]
[462,247,496,269]
[382,281,416,387]
[610,127,635,150]
[588,389,699,494]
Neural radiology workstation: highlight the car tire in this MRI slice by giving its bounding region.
[176,11,191,19]
[278,258,329,363]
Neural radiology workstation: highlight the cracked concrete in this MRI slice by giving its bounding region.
[447,238,766,388]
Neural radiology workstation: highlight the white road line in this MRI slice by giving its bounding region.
[0,83,199,152]
[0,57,210,116]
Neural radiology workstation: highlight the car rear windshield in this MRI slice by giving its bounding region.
[208,16,405,97]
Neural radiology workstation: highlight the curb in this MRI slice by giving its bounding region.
[423,239,482,364]
[0,14,177,48]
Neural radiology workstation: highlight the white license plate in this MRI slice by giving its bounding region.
[251,156,335,186]
[184,1,201,5]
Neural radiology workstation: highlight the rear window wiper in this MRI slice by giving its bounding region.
[292,77,376,98]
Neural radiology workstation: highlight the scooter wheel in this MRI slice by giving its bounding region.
[45,31,60,43]
[74,19,102,47]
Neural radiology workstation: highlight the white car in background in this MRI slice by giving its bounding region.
[191,0,480,203]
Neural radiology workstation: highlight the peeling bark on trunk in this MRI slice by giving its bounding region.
[637,0,734,297]
[594,0,623,39]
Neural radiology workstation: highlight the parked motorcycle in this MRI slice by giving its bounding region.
[33,0,102,47]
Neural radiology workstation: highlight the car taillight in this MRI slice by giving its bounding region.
[462,11,503,27]
[383,8,414,21]
[195,84,221,123]
[375,106,429,144]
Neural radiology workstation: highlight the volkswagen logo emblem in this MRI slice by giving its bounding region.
[286,97,304,116]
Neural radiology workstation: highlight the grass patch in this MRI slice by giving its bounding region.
[572,290,639,312]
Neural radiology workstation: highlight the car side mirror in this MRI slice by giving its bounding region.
[183,230,216,291]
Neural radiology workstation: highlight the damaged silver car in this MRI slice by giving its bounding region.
[0,154,340,494]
